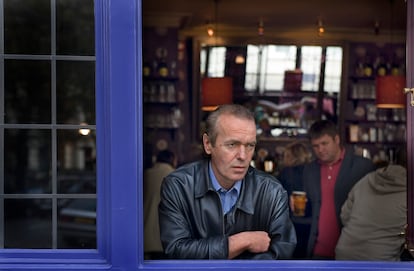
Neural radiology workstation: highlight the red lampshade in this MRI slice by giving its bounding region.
[376,75,406,108]
[201,77,233,111]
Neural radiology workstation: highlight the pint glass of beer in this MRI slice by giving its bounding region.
[292,191,307,217]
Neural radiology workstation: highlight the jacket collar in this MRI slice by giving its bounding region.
[195,159,254,215]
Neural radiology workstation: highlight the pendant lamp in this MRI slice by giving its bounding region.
[376,75,406,108]
[201,77,233,111]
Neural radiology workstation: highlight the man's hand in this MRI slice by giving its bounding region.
[228,231,271,259]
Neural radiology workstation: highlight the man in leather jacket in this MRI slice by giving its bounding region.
[159,104,296,259]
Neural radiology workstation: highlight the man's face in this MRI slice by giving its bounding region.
[311,134,341,165]
[203,114,256,189]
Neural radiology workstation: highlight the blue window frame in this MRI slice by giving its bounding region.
[0,0,412,270]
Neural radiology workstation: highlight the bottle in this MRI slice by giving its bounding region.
[376,56,388,76]
[263,153,275,173]
[157,59,169,77]
[390,61,401,76]
[355,59,364,77]
[363,56,373,77]
[143,61,151,77]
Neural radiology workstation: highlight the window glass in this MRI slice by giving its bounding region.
[1,1,96,250]
[245,45,296,92]
[4,60,51,124]
[243,44,343,93]
[245,45,260,91]
[4,0,51,54]
[56,61,95,124]
[5,199,52,248]
[57,198,96,248]
[57,129,96,194]
[301,46,322,91]
[4,129,52,194]
[261,45,296,91]
[56,0,95,55]
[200,48,207,77]
[324,46,343,93]
[207,47,226,77]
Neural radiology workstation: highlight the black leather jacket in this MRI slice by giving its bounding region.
[159,159,296,259]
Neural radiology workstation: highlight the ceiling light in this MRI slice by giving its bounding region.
[258,19,264,36]
[317,17,325,36]
[207,24,214,37]
[235,55,245,64]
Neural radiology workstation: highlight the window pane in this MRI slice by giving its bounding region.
[262,45,296,91]
[5,60,51,124]
[4,0,51,54]
[4,129,51,194]
[207,47,226,77]
[200,48,207,77]
[324,46,343,93]
[57,129,96,194]
[57,198,96,248]
[244,45,260,91]
[56,61,95,124]
[56,0,95,55]
[5,199,52,248]
[301,46,322,91]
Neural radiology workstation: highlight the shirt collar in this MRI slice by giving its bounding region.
[209,162,242,193]
[319,148,345,166]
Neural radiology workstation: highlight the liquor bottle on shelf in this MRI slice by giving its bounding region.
[355,59,365,77]
[143,61,151,77]
[157,58,169,77]
[363,56,373,77]
[376,56,388,76]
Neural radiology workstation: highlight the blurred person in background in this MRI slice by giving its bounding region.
[278,141,313,259]
[335,149,407,261]
[143,149,177,259]
[300,120,375,259]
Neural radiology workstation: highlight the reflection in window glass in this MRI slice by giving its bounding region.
[301,46,322,91]
[4,0,51,54]
[57,129,96,194]
[4,60,51,124]
[4,129,51,194]
[207,47,226,77]
[56,61,95,125]
[324,47,343,93]
[57,198,96,248]
[56,0,95,55]
[1,1,96,249]
[5,199,52,248]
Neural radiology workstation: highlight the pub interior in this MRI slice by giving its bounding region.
[142,0,407,172]
[141,0,414,263]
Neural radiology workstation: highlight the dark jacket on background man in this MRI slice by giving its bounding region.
[159,159,296,259]
[303,149,375,257]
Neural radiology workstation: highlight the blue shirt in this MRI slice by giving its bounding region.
[209,162,242,214]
